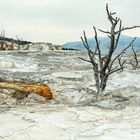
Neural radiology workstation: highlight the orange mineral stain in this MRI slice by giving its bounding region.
[0,82,53,100]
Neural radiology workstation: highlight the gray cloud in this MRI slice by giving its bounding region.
[0,0,139,44]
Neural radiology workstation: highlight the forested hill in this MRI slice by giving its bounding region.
[0,36,31,45]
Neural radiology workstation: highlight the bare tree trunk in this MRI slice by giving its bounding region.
[94,71,108,94]
[100,73,108,92]
[94,71,100,94]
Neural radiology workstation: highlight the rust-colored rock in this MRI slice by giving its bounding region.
[0,82,53,100]
[23,84,53,100]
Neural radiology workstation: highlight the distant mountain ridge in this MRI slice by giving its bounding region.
[62,35,140,53]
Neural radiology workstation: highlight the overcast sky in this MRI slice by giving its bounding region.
[0,0,140,44]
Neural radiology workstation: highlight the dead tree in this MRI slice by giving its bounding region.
[0,29,6,50]
[130,45,140,69]
[16,36,22,50]
[80,4,140,95]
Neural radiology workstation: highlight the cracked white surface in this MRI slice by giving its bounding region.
[0,105,140,140]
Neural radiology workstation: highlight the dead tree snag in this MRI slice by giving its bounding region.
[80,4,140,95]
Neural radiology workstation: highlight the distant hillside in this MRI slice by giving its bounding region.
[62,35,140,53]
[0,36,31,45]
[0,37,62,51]
[22,42,62,51]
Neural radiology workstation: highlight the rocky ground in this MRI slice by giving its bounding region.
[0,50,140,140]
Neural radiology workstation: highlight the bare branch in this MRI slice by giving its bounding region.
[130,45,139,69]
[114,20,122,51]
[93,26,101,60]
[118,58,126,67]
[109,65,118,73]
[115,26,140,34]
[81,35,93,56]
[130,61,136,69]
[98,29,111,34]
[106,4,113,24]
[108,67,124,76]
[81,32,97,68]
[118,55,126,71]
[109,37,136,70]
[136,49,140,53]
[110,12,116,15]
[107,35,111,39]
[78,57,91,63]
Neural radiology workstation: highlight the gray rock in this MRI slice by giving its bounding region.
[55,88,96,105]
[25,93,47,104]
